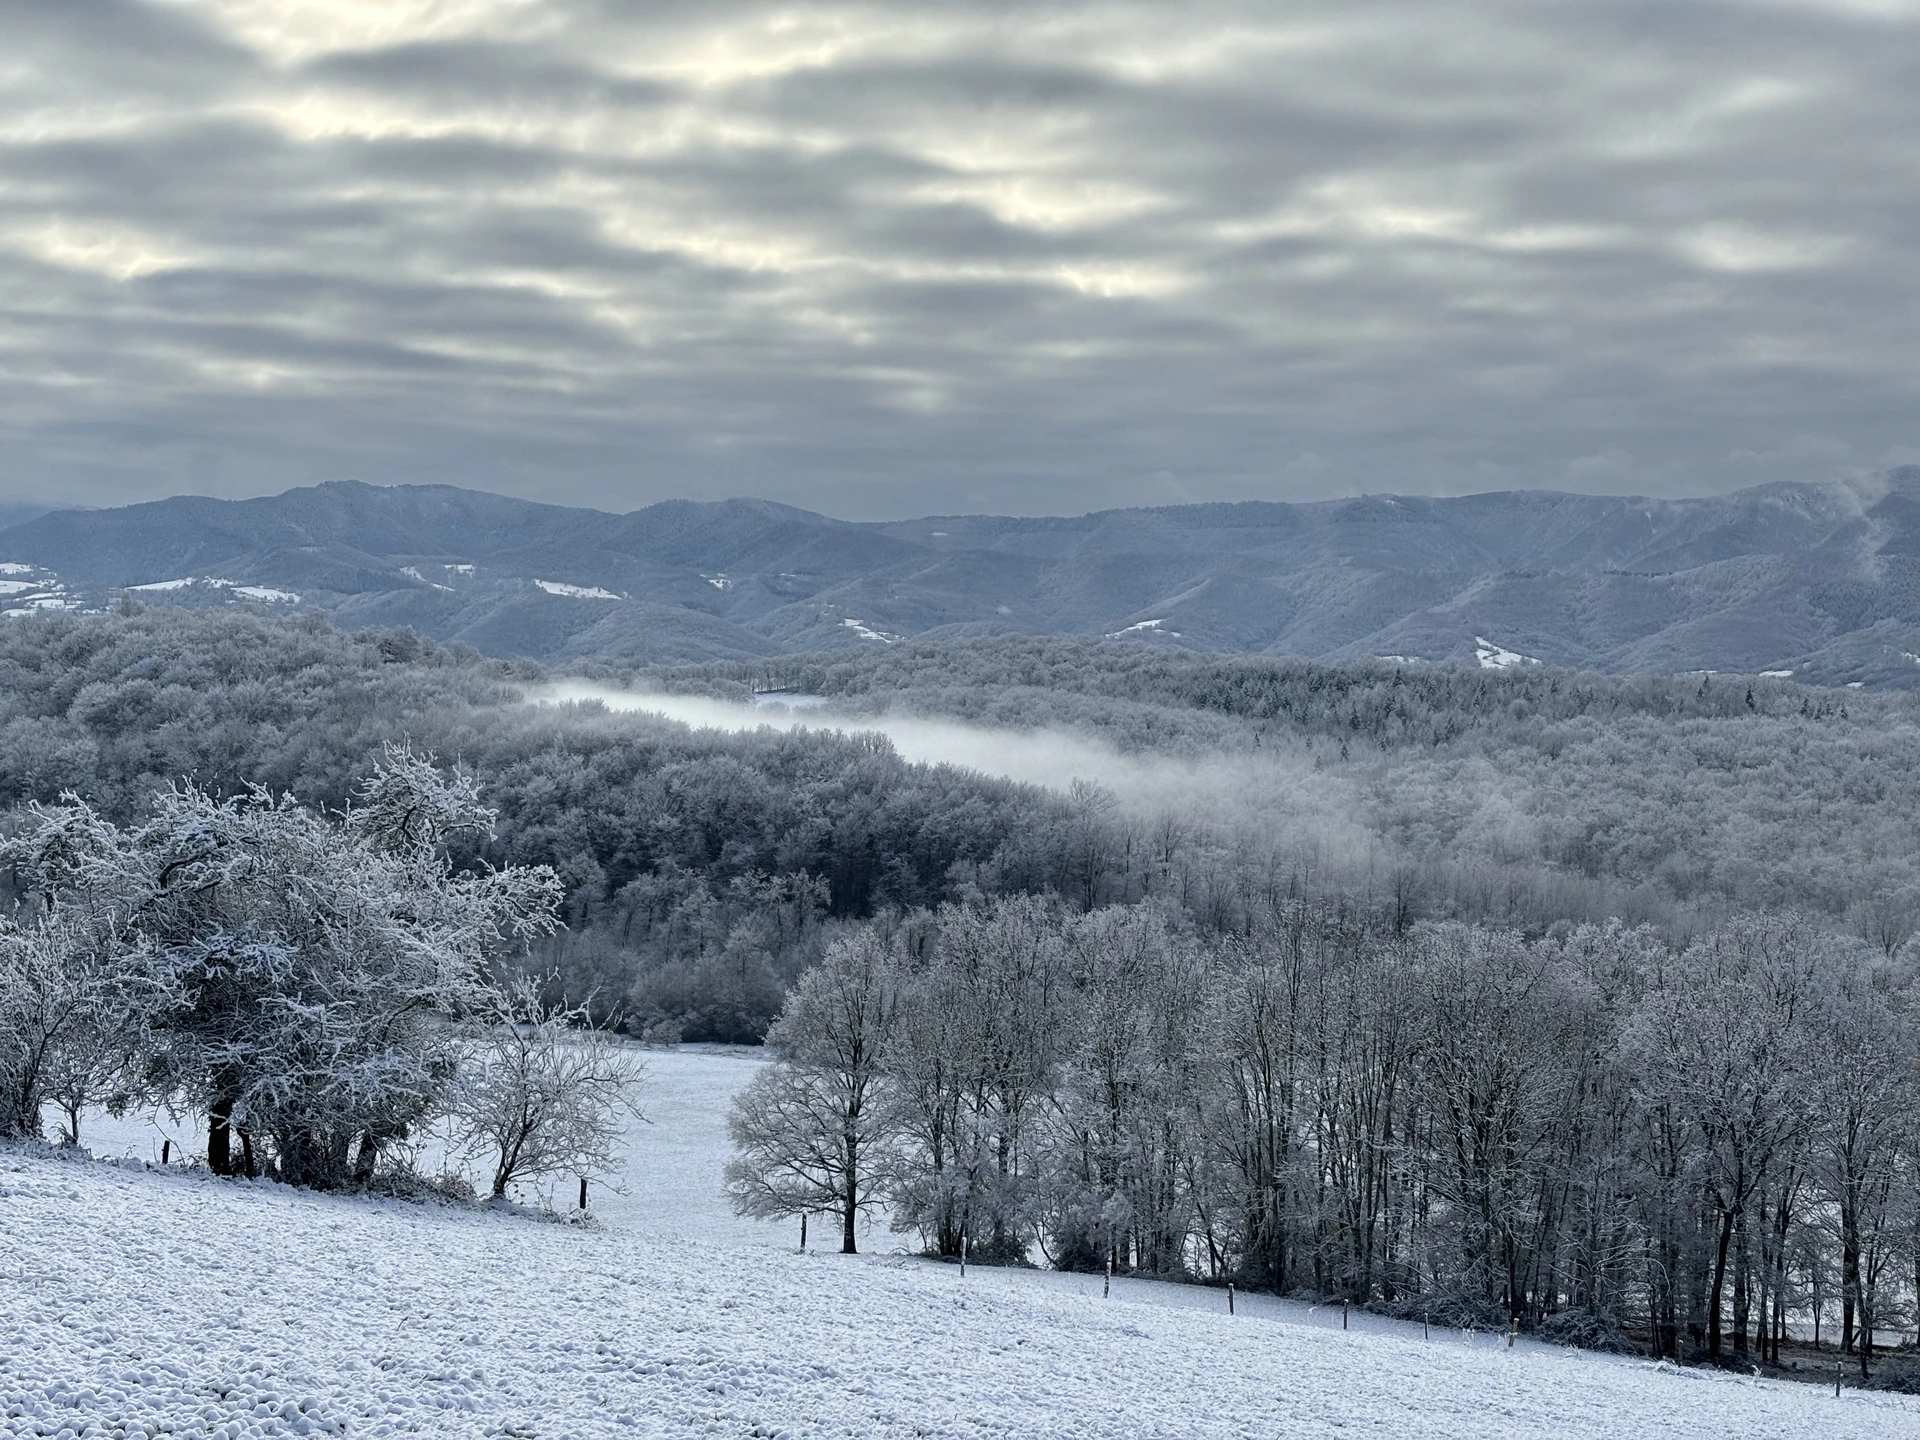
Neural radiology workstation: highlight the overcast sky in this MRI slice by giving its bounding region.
[3,0,1917,519]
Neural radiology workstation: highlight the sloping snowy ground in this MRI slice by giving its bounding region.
[7,1049,1920,1439]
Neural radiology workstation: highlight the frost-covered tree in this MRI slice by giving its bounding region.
[453,977,647,1200]
[1044,902,1206,1276]
[882,896,1070,1262]
[725,930,898,1253]
[1805,950,1915,1375]
[1630,916,1819,1361]
[0,911,132,1141]
[1,746,561,1187]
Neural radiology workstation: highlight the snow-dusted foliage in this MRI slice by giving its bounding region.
[724,895,1920,1374]
[453,977,647,1199]
[0,746,564,1189]
[725,930,897,1252]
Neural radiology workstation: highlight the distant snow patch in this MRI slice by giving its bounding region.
[1108,618,1168,637]
[2,596,78,616]
[1848,681,1866,689]
[535,579,622,600]
[445,563,474,575]
[702,573,732,590]
[1474,636,1540,669]
[126,576,298,602]
[1378,654,1425,664]
[0,562,33,574]
[1759,669,1794,678]
[841,617,902,643]
[0,580,39,595]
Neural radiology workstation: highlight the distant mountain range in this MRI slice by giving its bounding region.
[6,474,1920,685]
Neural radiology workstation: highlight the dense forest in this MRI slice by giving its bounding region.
[5,613,1920,1035]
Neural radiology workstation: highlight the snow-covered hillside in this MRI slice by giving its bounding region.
[5,1049,1918,1439]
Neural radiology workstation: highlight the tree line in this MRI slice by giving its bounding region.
[730,895,1920,1373]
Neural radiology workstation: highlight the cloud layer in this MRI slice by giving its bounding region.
[3,0,1917,515]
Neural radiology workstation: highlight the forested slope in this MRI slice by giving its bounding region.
[6,613,1920,1036]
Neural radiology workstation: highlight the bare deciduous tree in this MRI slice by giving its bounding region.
[726,930,898,1253]
[453,979,648,1200]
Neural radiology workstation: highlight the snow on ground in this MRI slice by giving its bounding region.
[2,594,81,617]
[122,579,300,603]
[9,1048,1920,1440]
[839,618,901,644]
[1475,635,1540,669]
[534,580,622,600]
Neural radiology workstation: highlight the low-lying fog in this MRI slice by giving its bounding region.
[522,682,1376,865]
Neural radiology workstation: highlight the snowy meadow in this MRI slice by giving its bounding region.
[8,1046,1919,1440]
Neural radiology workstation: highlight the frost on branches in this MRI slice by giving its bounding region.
[0,745,589,1193]
[453,976,648,1199]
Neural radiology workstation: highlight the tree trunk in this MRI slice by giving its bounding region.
[1732,1210,1751,1358]
[207,1094,234,1176]
[1709,1208,1734,1361]
[1842,1194,1861,1356]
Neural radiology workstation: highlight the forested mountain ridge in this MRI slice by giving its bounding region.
[5,472,1920,681]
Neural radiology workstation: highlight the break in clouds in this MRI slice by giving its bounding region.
[4,0,1918,516]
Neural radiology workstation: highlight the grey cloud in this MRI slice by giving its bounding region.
[0,0,1916,518]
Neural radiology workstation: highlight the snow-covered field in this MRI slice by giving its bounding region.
[6,1048,1920,1439]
